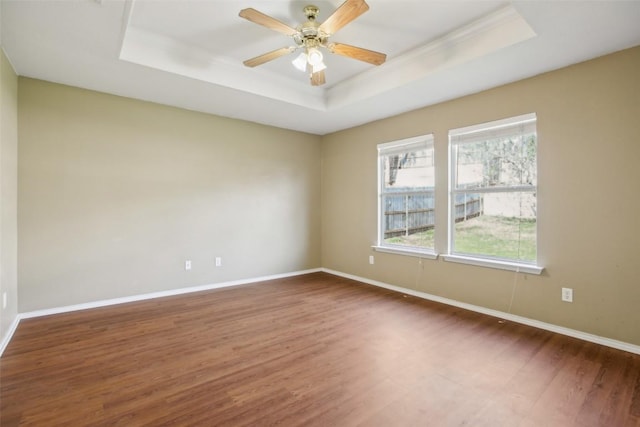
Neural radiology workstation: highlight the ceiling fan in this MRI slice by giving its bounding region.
[239,0,386,86]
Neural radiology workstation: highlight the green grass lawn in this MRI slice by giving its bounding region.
[455,215,536,261]
[386,229,435,248]
[385,215,536,262]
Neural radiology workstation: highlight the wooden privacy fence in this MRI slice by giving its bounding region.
[384,190,483,238]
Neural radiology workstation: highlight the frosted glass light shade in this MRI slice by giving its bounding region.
[307,48,323,66]
[312,62,326,73]
[292,52,308,72]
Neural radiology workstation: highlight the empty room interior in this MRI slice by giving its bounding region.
[1,0,640,425]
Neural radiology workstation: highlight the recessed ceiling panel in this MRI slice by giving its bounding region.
[3,0,639,134]
[120,0,534,110]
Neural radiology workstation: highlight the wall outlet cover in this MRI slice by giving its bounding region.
[561,287,573,302]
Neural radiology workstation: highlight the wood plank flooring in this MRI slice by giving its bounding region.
[1,272,639,426]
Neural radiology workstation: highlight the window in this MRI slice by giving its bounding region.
[447,113,540,272]
[376,135,436,257]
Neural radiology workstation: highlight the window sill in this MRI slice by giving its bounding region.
[372,245,438,260]
[441,254,543,275]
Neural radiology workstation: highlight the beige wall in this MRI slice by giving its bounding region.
[322,46,640,346]
[0,48,19,345]
[12,46,640,347]
[18,79,321,312]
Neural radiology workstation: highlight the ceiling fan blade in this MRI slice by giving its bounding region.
[243,47,294,68]
[239,8,298,36]
[310,70,326,86]
[319,0,369,36]
[327,42,386,65]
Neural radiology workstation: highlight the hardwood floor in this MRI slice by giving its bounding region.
[1,272,639,426]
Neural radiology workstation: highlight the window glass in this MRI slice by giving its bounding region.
[453,192,536,262]
[449,114,537,264]
[378,136,435,252]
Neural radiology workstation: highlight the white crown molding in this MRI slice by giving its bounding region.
[327,5,536,109]
[120,26,326,111]
[119,2,535,113]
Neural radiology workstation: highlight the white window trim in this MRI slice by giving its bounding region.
[447,113,543,274]
[372,245,438,259]
[442,254,543,275]
[377,134,435,255]
[449,112,537,143]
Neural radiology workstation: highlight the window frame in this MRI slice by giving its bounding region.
[444,113,543,274]
[374,134,437,259]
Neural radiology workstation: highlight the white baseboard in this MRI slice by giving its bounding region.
[0,315,21,357]
[322,268,640,356]
[19,268,323,320]
[0,268,322,358]
[4,267,639,358]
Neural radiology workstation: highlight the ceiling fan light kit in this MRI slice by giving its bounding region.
[307,48,324,67]
[239,0,386,86]
[292,52,309,72]
[312,61,327,74]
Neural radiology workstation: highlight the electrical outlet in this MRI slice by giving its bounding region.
[369,255,374,265]
[561,287,573,302]
[185,260,192,271]
[2,292,6,309]
[215,257,222,267]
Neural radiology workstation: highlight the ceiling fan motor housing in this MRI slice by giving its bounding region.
[297,5,328,48]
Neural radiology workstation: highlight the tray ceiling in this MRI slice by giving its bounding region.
[2,1,640,134]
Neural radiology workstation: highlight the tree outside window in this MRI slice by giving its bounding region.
[449,113,537,263]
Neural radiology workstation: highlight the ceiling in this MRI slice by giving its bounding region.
[2,0,640,135]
